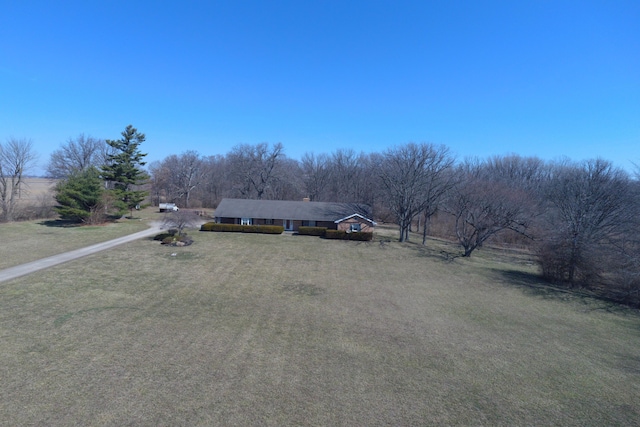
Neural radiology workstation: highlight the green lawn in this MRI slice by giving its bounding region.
[1,227,639,425]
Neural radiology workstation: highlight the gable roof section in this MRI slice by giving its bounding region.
[334,213,377,225]
[214,198,372,222]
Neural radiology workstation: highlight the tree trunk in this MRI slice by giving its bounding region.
[422,214,431,245]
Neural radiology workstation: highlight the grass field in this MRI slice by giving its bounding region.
[16,177,58,201]
[1,222,639,425]
[0,217,151,270]
[8,177,58,209]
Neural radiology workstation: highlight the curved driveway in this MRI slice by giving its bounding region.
[0,223,165,283]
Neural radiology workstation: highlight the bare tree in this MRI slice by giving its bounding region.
[484,154,549,193]
[198,155,229,208]
[478,154,550,244]
[417,146,456,245]
[539,159,633,285]
[176,151,204,208]
[0,138,38,221]
[354,153,381,208]
[161,209,201,236]
[148,160,167,207]
[227,142,284,199]
[159,151,204,208]
[613,173,640,303]
[377,143,455,243]
[301,152,332,201]
[264,157,304,200]
[442,161,532,257]
[326,149,362,202]
[46,134,111,179]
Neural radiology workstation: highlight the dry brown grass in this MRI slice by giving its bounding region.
[0,177,59,220]
[20,177,59,200]
[0,218,150,269]
[1,226,639,425]
[9,177,58,210]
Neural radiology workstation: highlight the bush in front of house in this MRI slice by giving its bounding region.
[161,234,194,246]
[349,231,373,241]
[324,230,373,241]
[242,225,285,234]
[200,223,245,232]
[298,226,327,236]
[323,229,344,239]
[153,228,180,241]
[354,232,374,241]
[154,232,175,241]
[200,222,284,234]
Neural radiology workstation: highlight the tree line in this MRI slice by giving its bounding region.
[3,129,639,304]
[0,126,149,225]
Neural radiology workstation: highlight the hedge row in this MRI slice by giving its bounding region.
[297,226,328,236]
[324,230,374,241]
[200,222,284,234]
[199,222,372,240]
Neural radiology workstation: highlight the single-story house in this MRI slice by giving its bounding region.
[214,198,377,232]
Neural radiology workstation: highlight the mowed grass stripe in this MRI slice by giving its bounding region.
[0,228,639,425]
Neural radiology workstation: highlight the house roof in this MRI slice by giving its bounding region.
[334,213,377,226]
[214,198,374,223]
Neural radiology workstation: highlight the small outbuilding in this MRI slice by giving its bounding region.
[214,198,376,232]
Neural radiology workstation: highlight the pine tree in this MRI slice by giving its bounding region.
[54,166,106,223]
[101,125,150,217]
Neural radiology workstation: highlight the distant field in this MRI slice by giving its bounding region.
[1,178,59,219]
[16,177,58,203]
[0,224,639,425]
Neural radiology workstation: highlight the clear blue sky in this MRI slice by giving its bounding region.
[2,0,638,175]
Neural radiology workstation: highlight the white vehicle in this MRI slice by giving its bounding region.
[159,203,179,212]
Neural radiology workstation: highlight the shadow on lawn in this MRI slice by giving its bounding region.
[396,239,462,263]
[39,216,122,228]
[39,219,83,228]
[496,269,635,313]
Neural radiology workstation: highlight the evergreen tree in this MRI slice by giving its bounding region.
[101,125,150,216]
[54,166,106,223]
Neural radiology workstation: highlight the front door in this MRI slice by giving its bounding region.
[284,219,294,231]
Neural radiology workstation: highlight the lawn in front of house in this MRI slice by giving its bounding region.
[0,229,638,425]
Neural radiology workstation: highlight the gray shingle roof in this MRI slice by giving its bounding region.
[214,199,373,222]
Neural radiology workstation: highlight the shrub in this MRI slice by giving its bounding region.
[298,226,327,236]
[153,232,175,241]
[161,234,194,246]
[349,231,374,241]
[324,230,346,239]
[200,222,240,232]
[200,222,284,234]
[536,240,600,285]
[253,225,285,234]
[324,230,373,241]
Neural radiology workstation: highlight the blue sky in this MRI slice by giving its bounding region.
[1,0,638,175]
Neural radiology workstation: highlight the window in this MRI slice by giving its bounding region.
[265,219,274,225]
[350,223,362,232]
[241,218,252,225]
[302,220,316,227]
